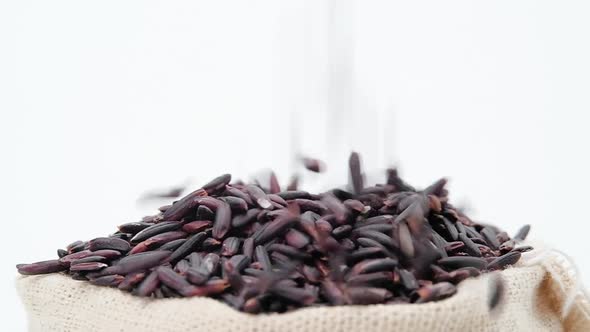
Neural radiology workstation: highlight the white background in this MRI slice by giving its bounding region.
[1,1,589,330]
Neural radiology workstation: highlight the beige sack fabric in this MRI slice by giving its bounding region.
[17,249,590,332]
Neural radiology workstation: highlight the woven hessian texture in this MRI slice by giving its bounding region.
[16,251,590,332]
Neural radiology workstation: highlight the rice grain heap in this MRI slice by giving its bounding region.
[17,153,531,313]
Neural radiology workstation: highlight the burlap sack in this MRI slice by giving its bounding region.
[16,248,590,332]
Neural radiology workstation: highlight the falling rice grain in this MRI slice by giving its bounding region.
[488,273,505,311]
[348,152,364,194]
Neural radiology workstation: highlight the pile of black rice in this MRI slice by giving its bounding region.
[17,152,531,313]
